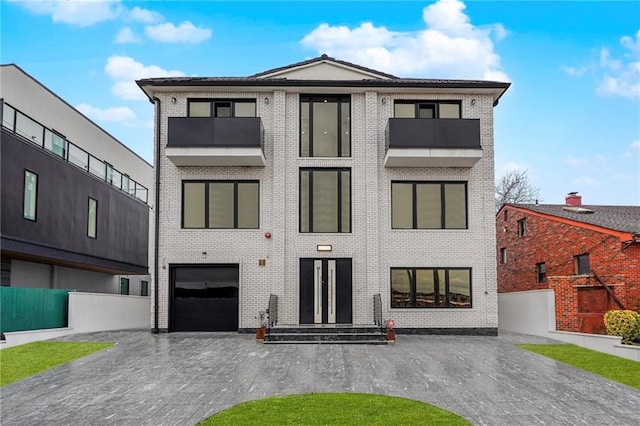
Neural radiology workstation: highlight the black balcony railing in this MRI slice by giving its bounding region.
[167,117,263,148]
[386,118,481,150]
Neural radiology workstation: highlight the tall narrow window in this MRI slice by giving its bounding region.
[500,248,507,264]
[140,280,149,297]
[87,198,98,238]
[517,218,527,236]
[120,278,130,295]
[182,181,259,229]
[536,262,547,283]
[300,96,350,157]
[23,170,38,221]
[392,182,467,229]
[575,254,590,275]
[300,169,351,233]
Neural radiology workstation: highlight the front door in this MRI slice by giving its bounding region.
[300,258,352,324]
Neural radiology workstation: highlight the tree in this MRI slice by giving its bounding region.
[495,169,541,211]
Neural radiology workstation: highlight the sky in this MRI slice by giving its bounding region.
[2,0,639,206]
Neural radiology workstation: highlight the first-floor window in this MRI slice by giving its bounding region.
[87,198,98,238]
[575,254,590,275]
[182,180,259,229]
[120,278,129,295]
[300,168,351,233]
[391,267,471,308]
[140,280,148,297]
[500,248,507,264]
[23,170,38,221]
[392,181,467,229]
[536,262,546,283]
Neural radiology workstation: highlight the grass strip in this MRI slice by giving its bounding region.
[199,392,470,425]
[0,341,113,386]
[517,344,640,389]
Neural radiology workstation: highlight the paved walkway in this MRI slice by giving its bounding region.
[1,331,639,425]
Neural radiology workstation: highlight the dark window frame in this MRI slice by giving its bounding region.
[390,267,472,309]
[391,181,468,229]
[22,169,39,222]
[181,180,260,229]
[575,254,590,275]
[300,95,351,158]
[500,248,507,264]
[120,278,130,295]
[87,197,98,239]
[299,168,352,233]
[393,100,462,118]
[140,280,149,297]
[517,218,527,237]
[536,262,547,283]
[187,98,257,117]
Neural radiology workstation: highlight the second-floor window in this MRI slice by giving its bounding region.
[575,254,590,275]
[300,95,350,157]
[394,101,461,119]
[391,182,467,229]
[23,170,38,221]
[536,262,547,283]
[182,181,259,229]
[188,100,256,117]
[87,198,98,239]
[300,168,351,233]
[517,218,527,236]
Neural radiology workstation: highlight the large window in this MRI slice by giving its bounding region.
[300,169,351,233]
[392,182,467,229]
[300,95,350,157]
[23,170,38,221]
[87,198,98,239]
[182,181,259,229]
[188,99,256,117]
[575,254,590,275]
[394,101,461,119]
[391,267,471,308]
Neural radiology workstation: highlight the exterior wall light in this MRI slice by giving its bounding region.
[264,97,269,105]
[381,98,386,104]
[317,245,332,252]
[470,99,477,105]
[171,97,177,104]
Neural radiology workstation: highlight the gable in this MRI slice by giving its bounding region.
[256,61,392,81]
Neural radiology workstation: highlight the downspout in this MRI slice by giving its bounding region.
[152,96,161,333]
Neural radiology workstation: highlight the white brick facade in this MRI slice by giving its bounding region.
[140,57,507,333]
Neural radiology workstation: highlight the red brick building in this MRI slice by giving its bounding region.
[496,194,640,333]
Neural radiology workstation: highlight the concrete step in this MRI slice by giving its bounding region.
[263,324,389,345]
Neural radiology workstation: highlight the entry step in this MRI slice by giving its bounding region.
[263,325,388,345]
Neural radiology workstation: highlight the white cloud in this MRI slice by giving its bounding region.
[562,65,591,77]
[300,0,508,81]
[597,31,640,99]
[76,103,136,122]
[115,27,141,44]
[145,21,212,44]
[10,0,123,27]
[623,140,640,158]
[126,6,163,24]
[565,156,588,167]
[574,176,599,187]
[105,55,186,100]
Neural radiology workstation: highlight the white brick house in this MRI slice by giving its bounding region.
[137,55,509,334]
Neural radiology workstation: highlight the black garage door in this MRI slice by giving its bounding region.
[170,265,239,331]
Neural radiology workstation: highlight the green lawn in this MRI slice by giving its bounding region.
[199,393,470,425]
[0,341,113,386]
[517,344,640,389]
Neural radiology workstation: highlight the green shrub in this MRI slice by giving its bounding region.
[604,310,640,343]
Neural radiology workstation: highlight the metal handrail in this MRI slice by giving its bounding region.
[267,294,278,327]
[591,270,625,310]
[373,294,383,328]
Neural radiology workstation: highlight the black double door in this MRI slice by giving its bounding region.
[300,258,352,324]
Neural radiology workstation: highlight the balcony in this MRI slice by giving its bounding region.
[384,118,482,168]
[166,117,265,167]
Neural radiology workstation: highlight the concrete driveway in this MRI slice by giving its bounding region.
[1,331,639,425]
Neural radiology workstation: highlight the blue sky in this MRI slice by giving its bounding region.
[2,0,639,205]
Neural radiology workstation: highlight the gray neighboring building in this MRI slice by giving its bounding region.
[1,64,152,296]
[137,55,509,333]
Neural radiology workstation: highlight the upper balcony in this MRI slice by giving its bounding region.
[166,117,265,167]
[384,118,482,168]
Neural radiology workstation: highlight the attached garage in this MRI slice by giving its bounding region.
[170,264,239,331]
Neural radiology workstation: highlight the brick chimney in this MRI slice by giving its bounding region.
[566,192,582,206]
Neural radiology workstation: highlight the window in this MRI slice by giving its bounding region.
[182,181,259,229]
[392,182,467,229]
[503,209,508,221]
[575,254,590,275]
[394,101,461,119]
[140,280,149,297]
[23,170,38,221]
[500,248,507,264]
[391,267,471,308]
[517,218,527,236]
[300,169,351,233]
[188,99,256,117]
[120,278,129,295]
[87,198,98,238]
[300,95,350,157]
[536,262,547,283]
